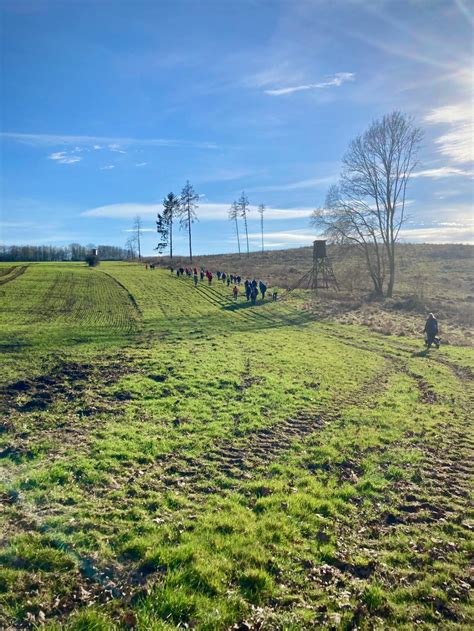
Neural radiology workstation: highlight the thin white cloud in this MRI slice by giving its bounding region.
[248,229,316,243]
[135,162,148,167]
[48,151,82,165]
[81,202,312,221]
[247,175,337,192]
[196,169,263,184]
[411,166,473,179]
[265,72,355,96]
[399,224,473,244]
[108,143,127,154]
[100,165,115,170]
[1,132,219,150]
[424,102,473,164]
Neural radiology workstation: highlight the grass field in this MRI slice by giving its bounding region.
[0,261,473,630]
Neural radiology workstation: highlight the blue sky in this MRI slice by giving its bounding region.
[1,0,472,255]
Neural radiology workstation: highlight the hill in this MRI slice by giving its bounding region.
[149,243,474,346]
[0,261,472,630]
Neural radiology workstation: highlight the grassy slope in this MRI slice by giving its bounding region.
[150,244,474,345]
[0,262,472,630]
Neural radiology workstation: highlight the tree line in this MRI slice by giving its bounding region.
[155,181,266,263]
[0,243,131,262]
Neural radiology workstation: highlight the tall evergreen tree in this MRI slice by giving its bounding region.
[157,192,179,258]
[156,213,168,254]
[228,201,241,257]
[179,181,199,262]
[237,191,250,257]
[258,203,265,253]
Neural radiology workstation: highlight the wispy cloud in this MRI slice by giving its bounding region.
[81,202,313,221]
[411,166,473,179]
[135,162,148,167]
[424,102,473,164]
[264,72,355,96]
[48,151,82,165]
[399,224,473,244]
[247,175,337,192]
[196,169,264,184]
[108,143,127,154]
[100,165,115,170]
[1,132,219,150]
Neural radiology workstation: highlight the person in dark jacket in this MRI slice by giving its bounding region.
[244,280,251,300]
[424,313,440,349]
[259,281,267,300]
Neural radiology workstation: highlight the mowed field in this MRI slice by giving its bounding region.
[0,262,473,630]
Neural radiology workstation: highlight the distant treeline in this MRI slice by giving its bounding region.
[0,243,131,262]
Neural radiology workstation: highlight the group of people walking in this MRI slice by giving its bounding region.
[170,266,277,304]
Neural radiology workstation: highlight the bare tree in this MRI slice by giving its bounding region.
[311,111,422,297]
[132,215,142,260]
[228,201,241,256]
[258,203,265,253]
[125,236,138,259]
[179,180,199,262]
[237,191,250,257]
[156,192,179,258]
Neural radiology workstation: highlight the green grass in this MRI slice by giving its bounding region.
[0,261,472,630]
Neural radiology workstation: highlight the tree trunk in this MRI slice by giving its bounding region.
[261,214,264,253]
[243,213,249,256]
[386,245,395,298]
[235,217,241,256]
[188,209,193,262]
[170,217,173,260]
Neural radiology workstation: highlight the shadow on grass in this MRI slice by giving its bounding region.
[412,348,429,358]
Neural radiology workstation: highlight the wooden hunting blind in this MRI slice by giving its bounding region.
[313,240,327,259]
[283,239,338,297]
[311,240,338,291]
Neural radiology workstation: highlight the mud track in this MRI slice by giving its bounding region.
[0,265,28,285]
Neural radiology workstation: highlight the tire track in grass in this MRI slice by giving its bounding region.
[0,265,29,286]
[98,269,143,318]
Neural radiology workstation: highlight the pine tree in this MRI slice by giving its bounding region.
[258,203,265,253]
[179,181,199,262]
[159,192,179,258]
[237,191,250,257]
[155,212,168,254]
[228,201,241,256]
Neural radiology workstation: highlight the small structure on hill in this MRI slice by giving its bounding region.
[310,240,338,291]
[286,240,338,295]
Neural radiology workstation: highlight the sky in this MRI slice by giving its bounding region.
[0,0,473,255]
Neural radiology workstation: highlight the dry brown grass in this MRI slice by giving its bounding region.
[145,243,473,345]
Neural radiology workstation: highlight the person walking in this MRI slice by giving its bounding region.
[424,313,440,349]
[250,286,258,305]
[194,273,198,287]
[233,285,239,300]
[244,280,251,301]
[259,280,267,300]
